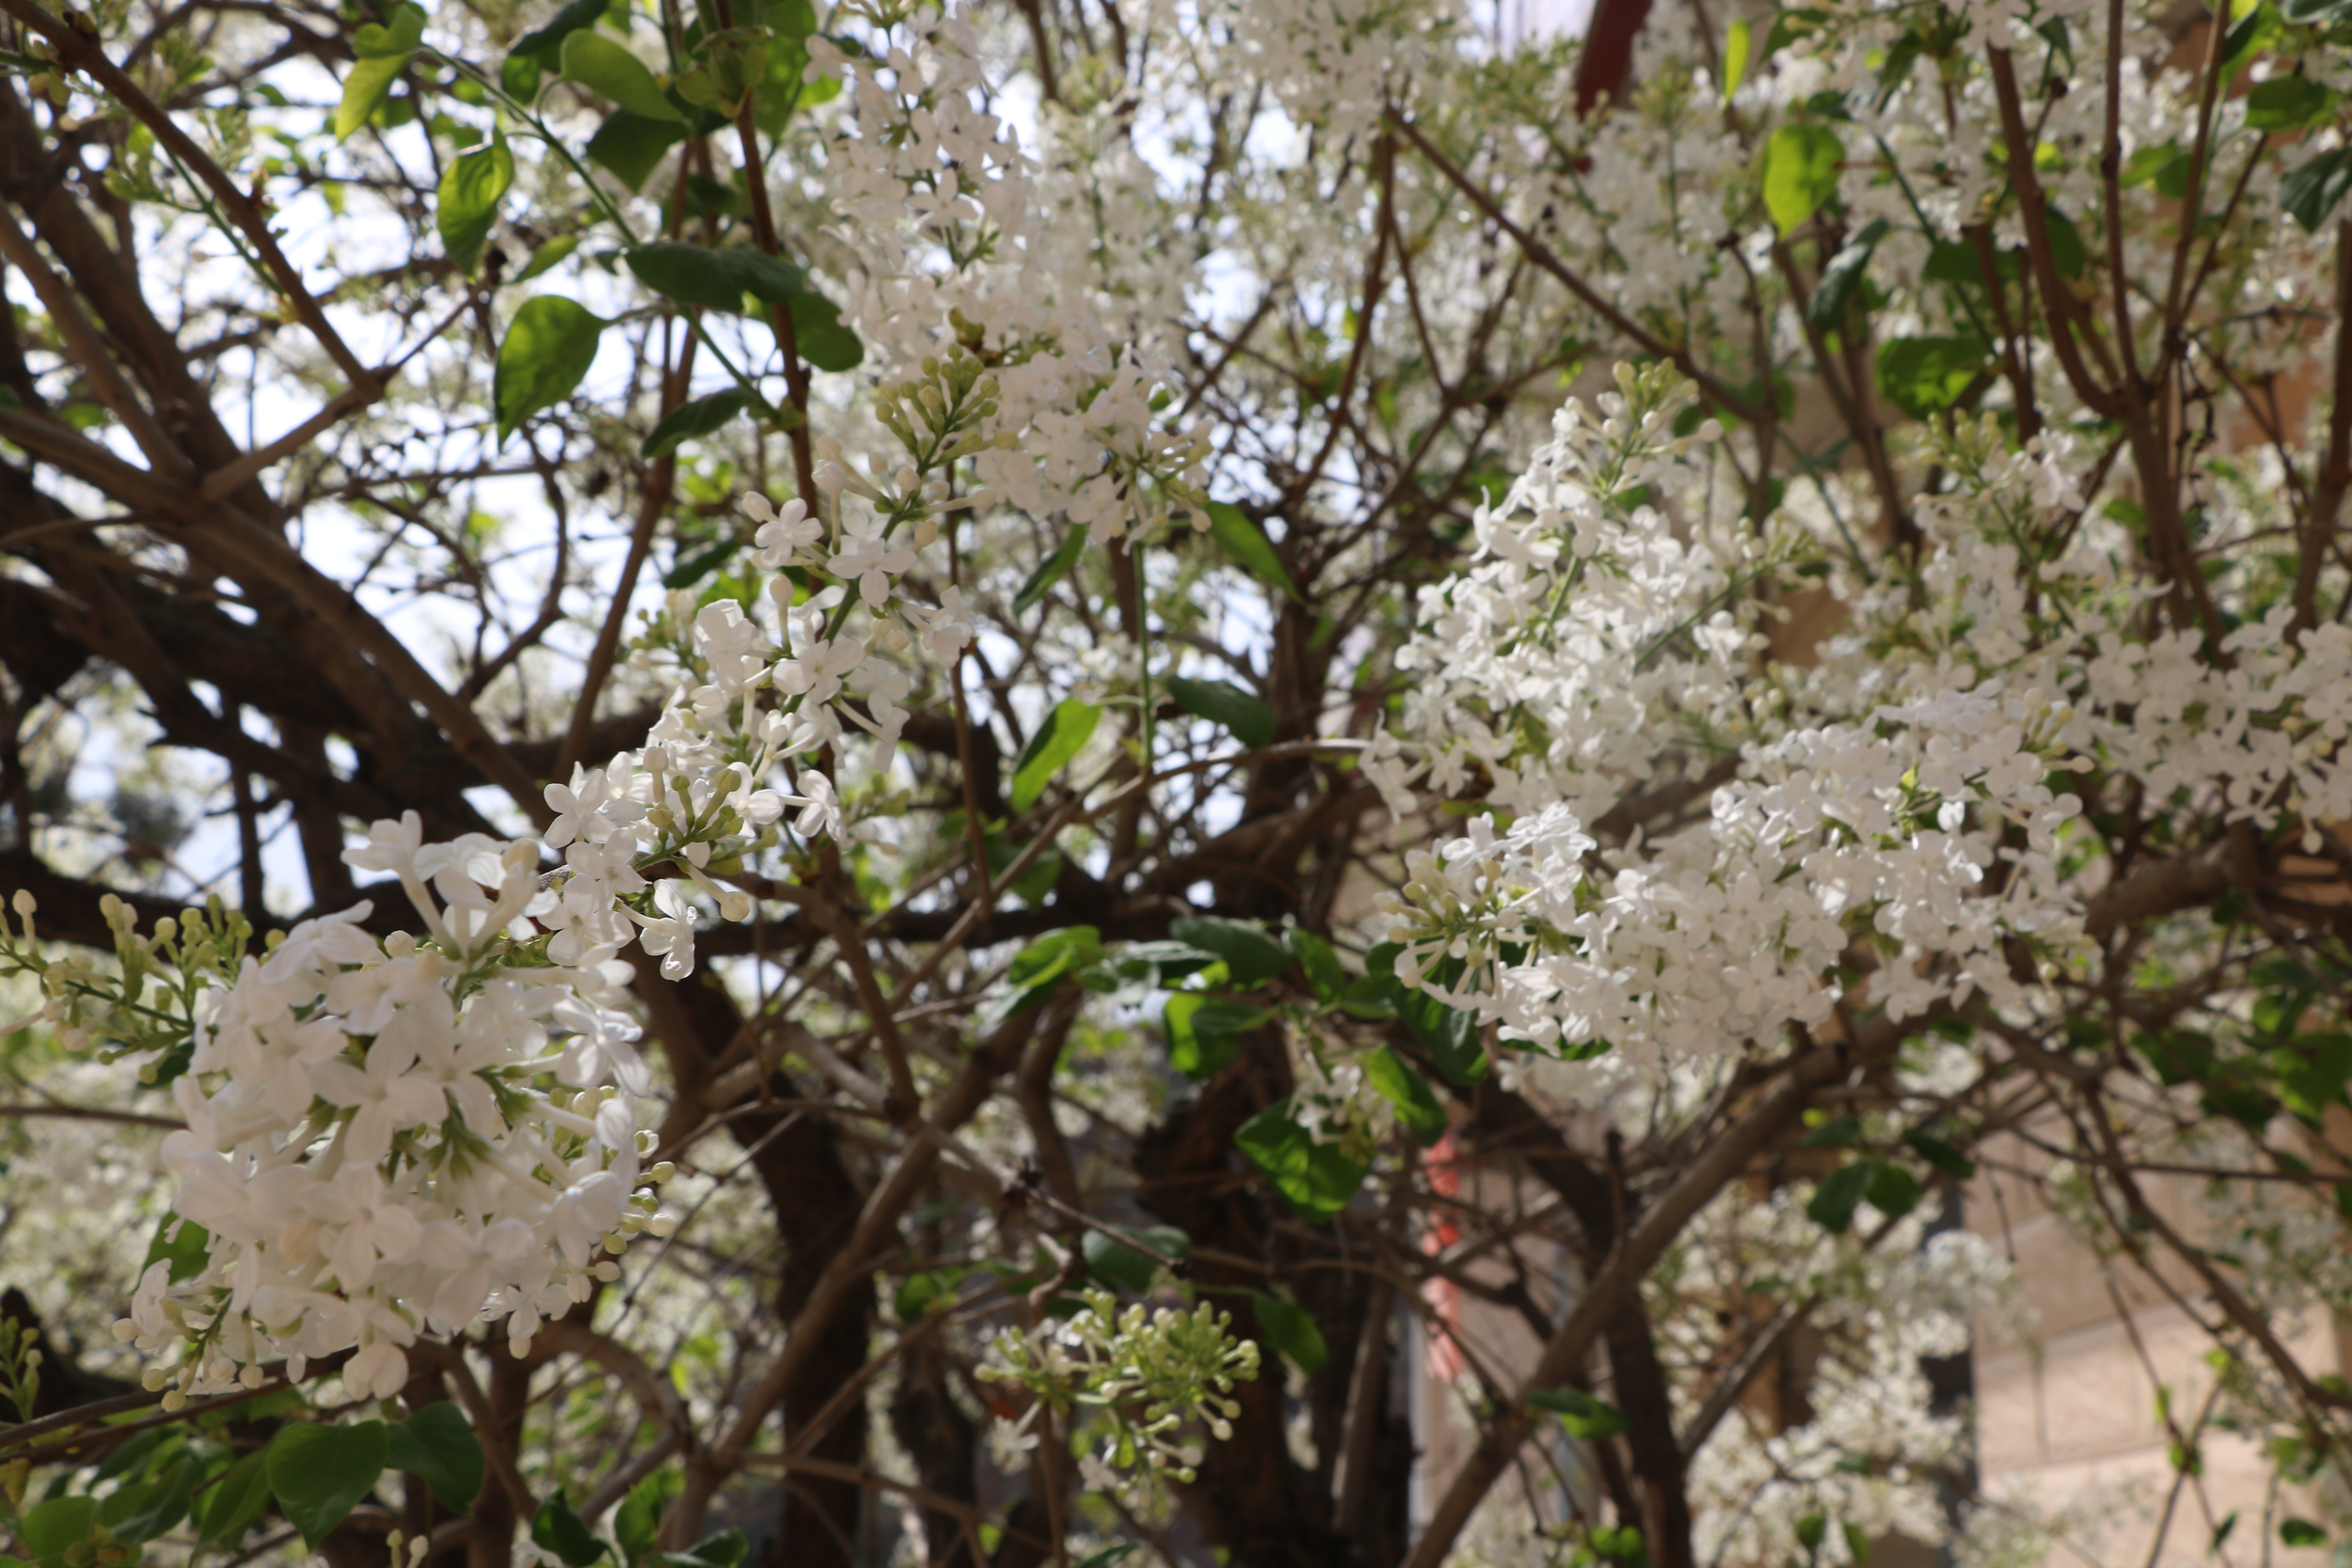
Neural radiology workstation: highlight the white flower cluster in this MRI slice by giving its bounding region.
[1682,1194,2017,1565]
[1370,365,2097,1078]
[816,13,1210,545]
[99,468,997,1400]
[121,836,675,1405]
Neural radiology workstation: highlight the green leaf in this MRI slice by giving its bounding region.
[561,31,684,121]
[586,111,688,189]
[662,537,738,588]
[2280,1519,2328,1548]
[1806,1161,1875,1234]
[534,1488,611,1566]
[17,1498,98,1557]
[1364,1045,1448,1144]
[515,233,581,283]
[437,127,514,275]
[626,241,805,311]
[267,1420,389,1548]
[986,925,1102,1023]
[144,1214,210,1283]
[1014,524,1088,615]
[2042,205,2089,279]
[1250,1290,1328,1376]
[1235,1101,1368,1221]
[1528,1386,1629,1441]
[1864,1161,1921,1220]
[1763,123,1844,235]
[1170,916,1291,987]
[642,388,754,458]
[787,291,864,372]
[675,1532,750,1568]
[2284,0,2352,20]
[1720,16,1752,104]
[1287,927,1348,1004]
[1164,993,1270,1078]
[387,1402,484,1514]
[334,2,425,141]
[495,296,606,441]
[1804,217,1887,333]
[1010,699,1101,809]
[1205,501,1303,602]
[1166,675,1276,749]
[1795,1515,1828,1553]
[1070,1547,1138,1568]
[1902,1130,1977,1181]
[2284,147,2352,233]
[1842,1523,1872,1567]
[197,1450,275,1547]
[103,1452,203,1546]
[1800,1115,1862,1149]
[2246,75,2338,131]
[894,1267,969,1321]
[1401,985,1484,1085]
[509,0,608,65]
[1875,336,1988,420]
[1083,1225,1190,1294]
[615,1470,684,1565]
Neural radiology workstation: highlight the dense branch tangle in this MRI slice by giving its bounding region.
[6,2,2352,1568]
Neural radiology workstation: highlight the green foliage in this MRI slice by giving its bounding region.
[642,388,755,458]
[1763,124,1843,234]
[585,111,688,189]
[1235,1100,1368,1220]
[1011,700,1102,809]
[385,1401,484,1513]
[625,241,804,312]
[1167,917,1290,987]
[142,1215,209,1283]
[265,1420,388,1547]
[1162,992,1269,1078]
[1249,1290,1328,1375]
[533,1488,612,1565]
[495,296,606,441]
[1082,1225,1190,1293]
[194,1451,274,1546]
[615,1468,684,1565]
[2284,147,2352,233]
[1529,1385,1630,1440]
[1804,218,1887,332]
[1165,675,1276,749]
[561,31,683,121]
[2245,76,2338,131]
[436,128,514,274]
[1014,524,1088,614]
[989,925,1103,1022]
[1204,503,1303,601]
[1875,336,1988,419]
[786,292,865,372]
[1805,1160,1875,1233]
[334,2,425,141]
[1364,1045,1447,1143]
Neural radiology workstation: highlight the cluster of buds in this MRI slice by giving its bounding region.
[978,1290,1260,1500]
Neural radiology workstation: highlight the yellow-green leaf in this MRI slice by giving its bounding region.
[334,2,426,141]
[561,31,684,122]
[1763,123,1844,235]
[1010,699,1101,809]
[494,295,606,441]
[514,232,580,283]
[436,127,514,275]
[1205,501,1302,602]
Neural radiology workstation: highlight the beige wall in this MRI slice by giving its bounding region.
[1970,1136,2340,1568]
